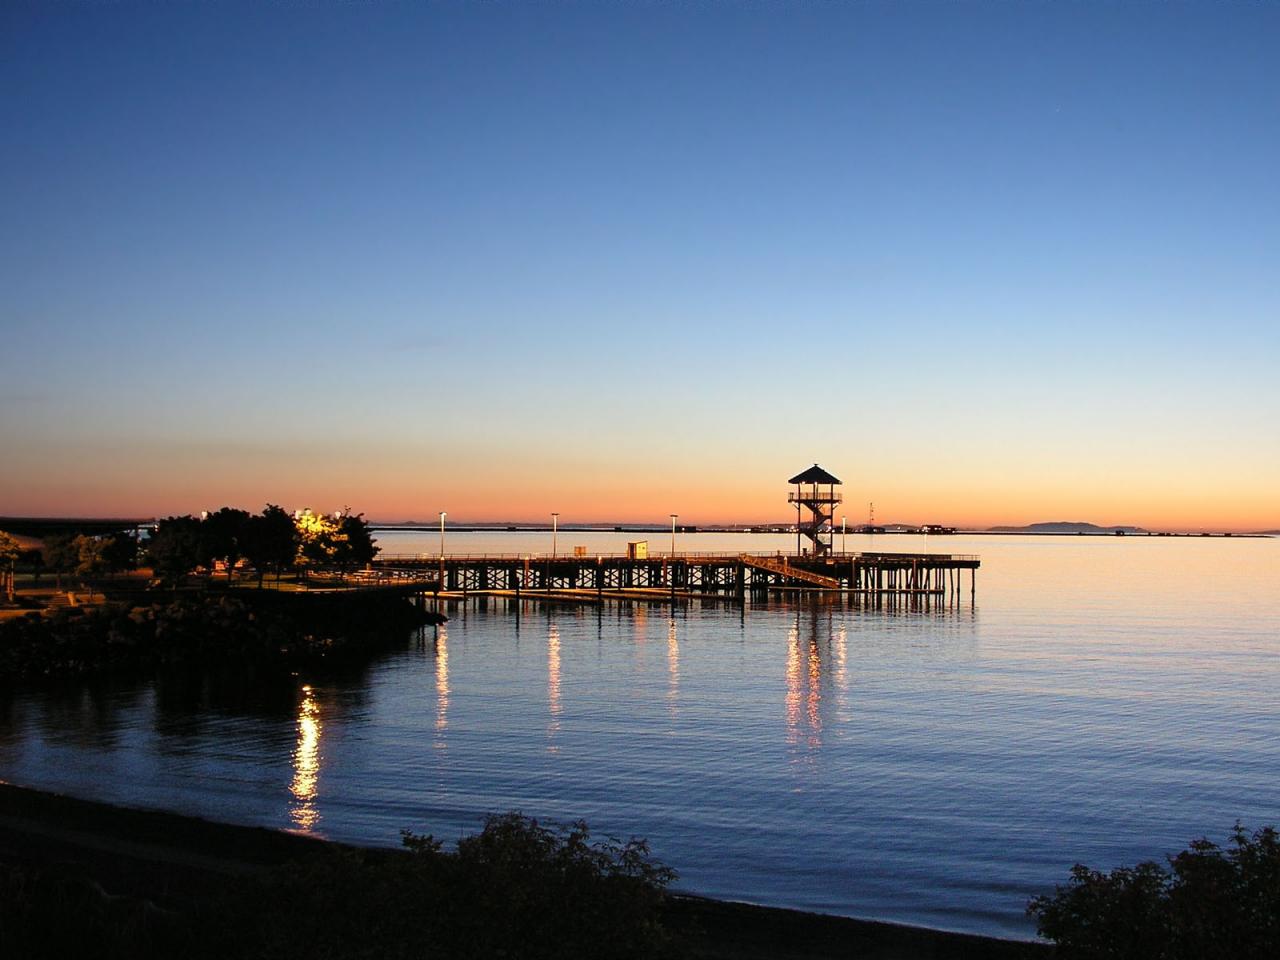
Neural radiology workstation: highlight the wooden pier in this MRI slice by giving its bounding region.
[373,551,979,606]
[371,465,979,609]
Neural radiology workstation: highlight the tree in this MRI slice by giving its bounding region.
[44,533,78,590]
[1029,824,1280,960]
[292,508,380,573]
[147,515,215,587]
[73,534,110,600]
[26,543,46,586]
[294,509,342,572]
[242,504,299,585]
[204,507,251,582]
[0,530,19,603]
[334,509,379,569]
[101,531,140,575]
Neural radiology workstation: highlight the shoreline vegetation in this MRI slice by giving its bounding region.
[1,506,444,683]
[0,782,1046,959]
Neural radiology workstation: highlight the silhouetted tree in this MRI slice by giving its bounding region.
[73,534,110,599]
[334,509,379,569]
[147,515,215,587]
[204,507,251,581]
[101,531,139,575]
[242,504,299,585]
[25,544,46,586]
[44,533,78,590]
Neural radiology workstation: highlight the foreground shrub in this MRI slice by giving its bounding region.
[1029,824,1280,959]
[1,812,680,960]
[444,812,678,958]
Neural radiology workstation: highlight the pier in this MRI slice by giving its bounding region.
[372,464,979,608]
[373,550,979,605]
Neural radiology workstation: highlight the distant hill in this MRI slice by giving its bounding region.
[988,521,1147,534]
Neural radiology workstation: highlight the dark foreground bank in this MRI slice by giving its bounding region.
[0,782,1046,959]
[0,590,444,682]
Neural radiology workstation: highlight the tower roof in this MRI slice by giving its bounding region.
[789,464,841,485]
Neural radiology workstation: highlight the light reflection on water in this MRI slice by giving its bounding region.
[289,685,321,832]
[666,618,679,718]
[434,624,449,740]
[547,622,561,751]
[1,534,1278,940]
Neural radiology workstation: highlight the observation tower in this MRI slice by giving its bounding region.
[788,464,843,556]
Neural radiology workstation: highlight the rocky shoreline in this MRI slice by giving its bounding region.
[0,589,444,683]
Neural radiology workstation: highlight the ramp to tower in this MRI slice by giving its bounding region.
[739,554,841,588]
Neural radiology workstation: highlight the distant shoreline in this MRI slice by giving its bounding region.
[370,523,1271,539]
[2,516,1271,539]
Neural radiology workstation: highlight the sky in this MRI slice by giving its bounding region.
[1,1,1277,531]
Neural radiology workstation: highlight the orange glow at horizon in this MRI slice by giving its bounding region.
[1,446,1275,533]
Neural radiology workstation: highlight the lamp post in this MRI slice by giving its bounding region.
[670,514,678,556]
[438,511,447,590]
[842,515,847,554]
[551,512,559,558]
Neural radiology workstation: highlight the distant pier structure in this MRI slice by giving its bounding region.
[374,460,978,607]
[374,550,979,606]
[789,464,842,557]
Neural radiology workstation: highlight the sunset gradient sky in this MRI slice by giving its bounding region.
[2,2,1277,531]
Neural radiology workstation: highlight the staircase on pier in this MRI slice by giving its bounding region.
[739,554,841,589]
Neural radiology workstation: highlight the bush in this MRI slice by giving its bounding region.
[1029,824,1280,959]
[217,812,679,960]
[1,813,680,960]
[445,812,678,959]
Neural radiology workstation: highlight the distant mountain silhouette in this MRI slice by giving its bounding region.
[988,521,1147,534]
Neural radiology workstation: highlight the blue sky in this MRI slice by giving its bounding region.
[2,1,1277,528]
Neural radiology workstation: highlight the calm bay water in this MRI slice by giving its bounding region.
[2,532,1277,938]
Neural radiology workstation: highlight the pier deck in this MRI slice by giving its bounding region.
[373,550,979,604]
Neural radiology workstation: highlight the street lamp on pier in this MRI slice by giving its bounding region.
[439,511,447,558]
[551,512,559,558]
[670,514,678,556]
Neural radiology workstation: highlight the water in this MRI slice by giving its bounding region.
[2,532,1277,939]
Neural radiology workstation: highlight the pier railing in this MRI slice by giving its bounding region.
[375,551,980,563]
[288,570,439,591]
